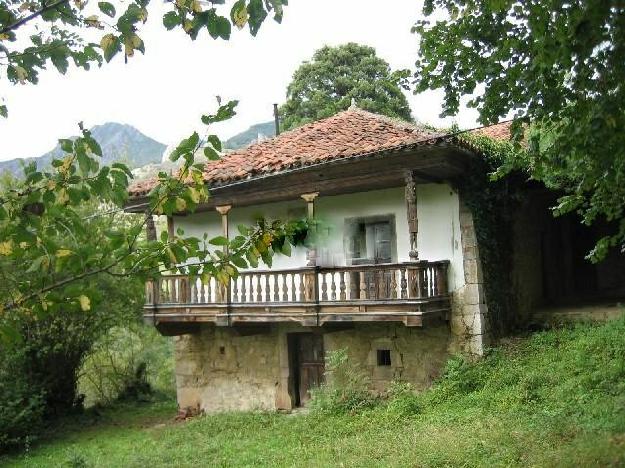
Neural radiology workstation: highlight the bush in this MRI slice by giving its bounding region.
[384,381,423,417]
[0,348,45,452]
[309,348,377,415]
[78,325,175,406]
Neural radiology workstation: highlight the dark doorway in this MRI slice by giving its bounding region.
[287,333,325,407]
[537,198,625,305]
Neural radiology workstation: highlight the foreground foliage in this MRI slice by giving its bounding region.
[4,318,625,466]
[414,0,625,260]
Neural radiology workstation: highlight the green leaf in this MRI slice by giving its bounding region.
[209,235,229,246]
[206,134,222,151]
[281,241,291,256]
[100,33,121,62]
[59,139,73,152]
[248,0,267,36]
[231,255,248,268]
[230,0,248,29]
[0,105,6,118]
[203,146,220,161]
[170,132,200,161]
[162,11,179,30]
[208,13,231,40]
[245,249,259,268]
[98,1,116,17]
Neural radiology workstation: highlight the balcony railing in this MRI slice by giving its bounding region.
[145,261,450,327]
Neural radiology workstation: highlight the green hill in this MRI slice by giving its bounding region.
[3,316,625,466]
[0,123,166,176]
[224,121,275,150]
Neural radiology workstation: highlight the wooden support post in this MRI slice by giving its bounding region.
[215,205,232,308]
[300,192,319,267]
[167,216,175,240]
[404,171,419,260]
[145,210,157,241]
[216,205,232,254]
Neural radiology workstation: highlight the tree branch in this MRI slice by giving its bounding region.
[0,0,71,35]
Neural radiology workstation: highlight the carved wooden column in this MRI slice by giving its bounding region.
[300,192,319,302]
[167,216,175,239]
[404,171,419,260]
[145,210,157,241]
[215,205,232,306]
[300,192,319,266]
[216,205,232,254]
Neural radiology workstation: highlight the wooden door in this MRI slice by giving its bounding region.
[297,334,325,405]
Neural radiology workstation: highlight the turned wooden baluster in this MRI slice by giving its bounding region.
[168,278,175,302]
[238,276,246,303]
[428,266,435,296]
[359,271,367,299]
[390,269,398,299]
[280,274,287,302]
[271,273,280,302]
[189,278,196,304]
[348,272,358,300]
[339,271,347,301]
[231,276,239,303]
[416,265,426,298]
[330,272,337,300]
[263,274,269,302]
[320,273,328,301]
[181,277,189,303]
[254,275,263,302]
[299,273,306,301]
[400,267,407,299]
[207,277,213,303]
[145,281,153,304]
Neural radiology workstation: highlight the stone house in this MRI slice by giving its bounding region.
[127,106,625,412]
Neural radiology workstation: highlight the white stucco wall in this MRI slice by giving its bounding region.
[174,184,465,291]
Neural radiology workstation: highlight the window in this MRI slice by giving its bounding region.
[377,349,392,366]
[345,216,395,265]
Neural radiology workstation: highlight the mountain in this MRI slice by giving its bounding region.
[0,122,166,177]
[224,121,276,150]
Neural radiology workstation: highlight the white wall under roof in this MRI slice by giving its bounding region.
[174,184,465,291]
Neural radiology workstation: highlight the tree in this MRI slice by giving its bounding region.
[279,43,413,131]
[413,1,625,261]
[0,0,287,117]
[0,0,308,334]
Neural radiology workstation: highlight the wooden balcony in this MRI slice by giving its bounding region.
[144,261,451,330]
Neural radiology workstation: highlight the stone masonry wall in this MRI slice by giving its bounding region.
[174,325,282,413]
[323,323,450,393]
[174,322,451,412]
[448,199,491,356]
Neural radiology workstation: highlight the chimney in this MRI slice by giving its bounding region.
[273,103,280,136]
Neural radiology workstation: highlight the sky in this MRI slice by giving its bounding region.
[0,0,480,162]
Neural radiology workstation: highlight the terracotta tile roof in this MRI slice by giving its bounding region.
[469,121,513,141]
[127,109,513,198]
[128,108,439,197]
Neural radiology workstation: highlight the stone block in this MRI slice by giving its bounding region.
[464,259,483,284]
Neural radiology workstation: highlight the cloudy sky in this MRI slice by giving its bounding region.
[0,0,480,161]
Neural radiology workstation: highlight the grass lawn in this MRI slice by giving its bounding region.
[3,318,625,467]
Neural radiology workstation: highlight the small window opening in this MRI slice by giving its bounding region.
[377,349,392,366]
[219,346,225,355]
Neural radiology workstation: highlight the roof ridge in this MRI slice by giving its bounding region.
[345,107,442,136]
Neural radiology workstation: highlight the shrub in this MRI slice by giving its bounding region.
[0,348,45,452]
[78,325,175,406]
[384,381,423,417]
[309,348,377,415]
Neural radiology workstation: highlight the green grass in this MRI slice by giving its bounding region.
[3,319,625,467]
